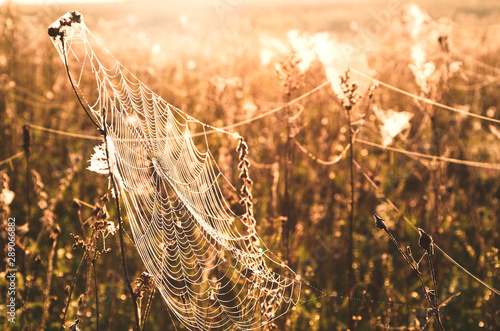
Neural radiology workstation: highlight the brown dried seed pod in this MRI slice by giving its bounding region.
[373,214,387,230]
[418,228,433,252]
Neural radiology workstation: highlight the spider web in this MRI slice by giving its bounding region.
[49,11,300,330]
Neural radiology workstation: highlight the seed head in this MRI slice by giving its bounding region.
[418,228,433,254]
[71,199,82,210]
[373,214,387,230]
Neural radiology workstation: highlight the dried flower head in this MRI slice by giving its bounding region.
[132,272,154,299]
[373,214,387,230]
[418,228,434,255]
[274,52,304,95]
[340,70,361,112]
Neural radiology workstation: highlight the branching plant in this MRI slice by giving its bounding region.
[374,214,447,330]
[340,69,361,331]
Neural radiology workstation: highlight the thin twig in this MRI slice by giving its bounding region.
[59,251,87,331]
[283,92,291,262]
[21,255,40,331]
[347,103,355,331]
[23,125,31,225]
[374,216,444,330]
[92,261,99,331]
[61,36,100,129]
[141,288,156,331]
[20,126,32,330]
[21,126,31,330]
[420,230,445,331]
[427,253,445,330]
[41,230,59,329]
[0,151,24,166]
[377,217,432,302]
[341,70,359,331]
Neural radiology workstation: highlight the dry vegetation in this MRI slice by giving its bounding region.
[1,0,499,330]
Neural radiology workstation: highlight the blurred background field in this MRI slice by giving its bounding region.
[0,0,499,330]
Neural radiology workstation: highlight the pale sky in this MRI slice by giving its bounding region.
[1,0,124,3]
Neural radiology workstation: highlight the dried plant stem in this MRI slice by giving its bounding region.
[59,251,87,331]
[92,261,99,331]
[339,70,359,331]
[21,263,32,330]
[430,113,442,241]
[375,217,444,330]
[102,113,140,331]
[61,37,100,129]
[108,150,140,331]
[346,107,355,331]
[283,93,291,262]
[23,125,31,226]
[381,226,433,304]
[0,151,24,166]
[3,256,8,330]
[21,254,40,331]
[427,252,445,330]
[137,297,143,327]
[41,234,58,329]
[22,126,31,330]
[141,288,156,331]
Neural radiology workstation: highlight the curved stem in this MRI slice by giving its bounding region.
[61,36,101,130]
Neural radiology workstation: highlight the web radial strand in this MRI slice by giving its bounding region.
[49,11,300,330]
